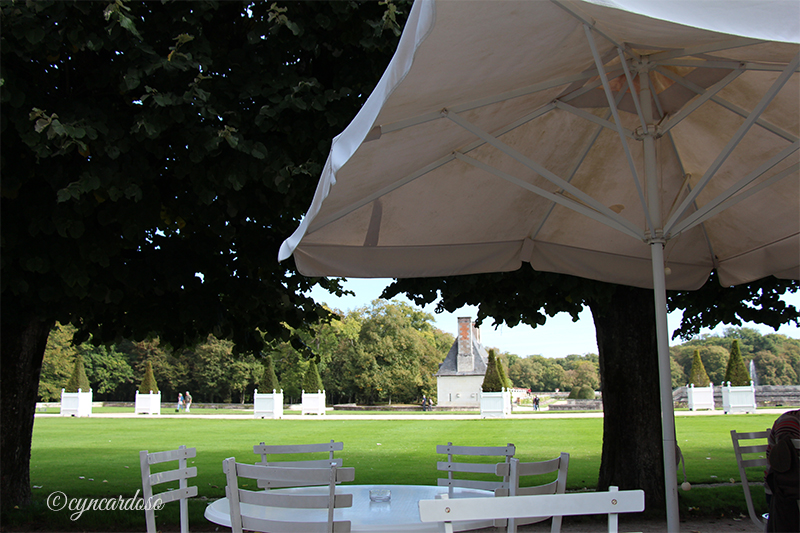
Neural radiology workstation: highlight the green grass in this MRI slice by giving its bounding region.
[2,414,779,530]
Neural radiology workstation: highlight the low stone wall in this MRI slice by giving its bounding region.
[333,403,426,411]
[672,384,800,408]
[548,399,603,411]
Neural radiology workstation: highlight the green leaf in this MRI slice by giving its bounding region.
[124,70,140,91]
[251,143,268,160]
[25,27,45,44]
[118,15,142,39]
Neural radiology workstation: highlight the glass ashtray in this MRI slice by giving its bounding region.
[369,489,391,502]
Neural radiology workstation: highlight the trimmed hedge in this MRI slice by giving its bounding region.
[724,339,751,386]
[65,353,90,393]
[138,361,159,394]
[481,349,504,392]
[260,354,280,392]
[688,349,711,386]
[303,360,323,393]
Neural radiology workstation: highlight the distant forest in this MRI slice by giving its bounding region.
[39,301,799,405]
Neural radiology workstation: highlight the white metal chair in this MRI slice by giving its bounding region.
[495,454,570,533]
[419,486,644,533]
[253,440,343,489]
[730,429,770,529]
[139,445,198,533]
[436,442,516,497]
[223,457,355,533]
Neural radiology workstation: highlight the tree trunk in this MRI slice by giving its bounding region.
[590,285,666,513]
[1,311,54,510]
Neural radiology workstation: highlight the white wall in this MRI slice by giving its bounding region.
[437,375,483,407]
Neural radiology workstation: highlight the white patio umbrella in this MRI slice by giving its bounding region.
[279,1,799,529]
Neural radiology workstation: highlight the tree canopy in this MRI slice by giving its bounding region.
[1,0,410,509]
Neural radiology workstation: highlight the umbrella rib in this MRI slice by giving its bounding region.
[309,101,564,236]
[662,131,721,270]
[532,80,631,241]
[664,51,800,235]
[553,101,635,139]
[583,24,654,234]
[377,69,620,138]
[654,66,798,143]
[530,107,617,241]
[618,48,649,134]
[647,37,767,63]
[444,110,643,239]
[454,152,643,242]
[305,153,455,235]
[657,59,800,73]
[549,0,630,54]
[659,69,745,135]
[667,148,800,238]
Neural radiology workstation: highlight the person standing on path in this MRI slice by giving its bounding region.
[177,392,184,412]
[184,391,192,413]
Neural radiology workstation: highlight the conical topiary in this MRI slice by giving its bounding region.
[260,354,280,392]
[303,360,323,393]
[724,339,751,386]
[481,349,504,392]
[65,352,90,393]
[139,361,159,394]
[688,349,711,387]
[496,353,511,389]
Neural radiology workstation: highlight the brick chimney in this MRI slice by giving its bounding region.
[456,317,474,373]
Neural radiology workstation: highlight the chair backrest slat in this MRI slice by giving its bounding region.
[239,490,352,510]
[147,447,196,464]
[437,460,500,474]
[436,444,515,456]
[149,466,197,486]
[258,458,342,468]
[254,440,345,490]
[153,486,198,506]
[437,477,510,492]
[254,441,343,455]
[419,488,643,533]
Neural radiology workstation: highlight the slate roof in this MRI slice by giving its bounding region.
[436,339,489,377]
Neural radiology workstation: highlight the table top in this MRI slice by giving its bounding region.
[204,484,494,532]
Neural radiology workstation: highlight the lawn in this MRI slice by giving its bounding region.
[2,413,779,530]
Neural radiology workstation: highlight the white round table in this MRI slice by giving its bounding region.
[204,484,494,532]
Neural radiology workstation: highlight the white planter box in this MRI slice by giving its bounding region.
[254,389,284,419]
[301,390,326,415]
[722,381,756,414]
[134,391,161,415]
[687,383,715,411]
[480,390,510,418]
[60,388,92,417]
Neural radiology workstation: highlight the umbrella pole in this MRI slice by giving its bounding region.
[639,66,680,531]
[651,242,680,532]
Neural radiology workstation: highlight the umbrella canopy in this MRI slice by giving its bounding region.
[280,1,799,529]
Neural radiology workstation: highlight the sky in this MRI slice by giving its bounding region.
[308,278,800,359]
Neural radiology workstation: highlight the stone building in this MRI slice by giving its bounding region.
[435,317,489,408]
